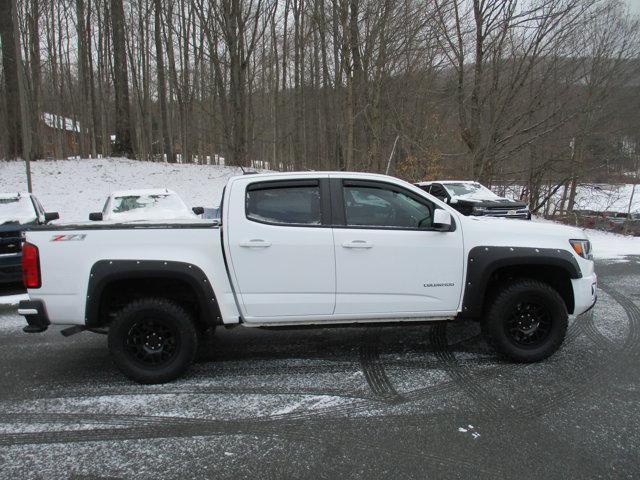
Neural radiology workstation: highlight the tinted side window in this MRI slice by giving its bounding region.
[343,185,433,229]
[246,184,321,225]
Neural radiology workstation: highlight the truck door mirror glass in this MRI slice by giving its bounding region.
[432,209,452,231]
[89,212,103,221]
[44,212,59,223]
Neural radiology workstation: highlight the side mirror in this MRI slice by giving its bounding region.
[44,212,59,223]
[432,209,452,231]
[89,212,103,221]
[192,206,205,215]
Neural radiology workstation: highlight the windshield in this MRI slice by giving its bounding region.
[0,195,37,225]
[442,182,500,200]
[109,193,192,221]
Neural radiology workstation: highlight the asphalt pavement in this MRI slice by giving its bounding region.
[0,258,639,479]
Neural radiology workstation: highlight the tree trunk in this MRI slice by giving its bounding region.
[111,0,134,157]
[0,0,23,159]
[154,0,173,163]
[27,0,42,160]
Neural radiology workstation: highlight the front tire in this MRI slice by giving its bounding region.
[108,298,198,384]
[483,279,568,362]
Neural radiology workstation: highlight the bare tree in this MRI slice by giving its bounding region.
[111,0,134,156]
[0,0,23,159]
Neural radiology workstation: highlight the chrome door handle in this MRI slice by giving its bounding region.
[239,239,272,248]
[342,240,373,249]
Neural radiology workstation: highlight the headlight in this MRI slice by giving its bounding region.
[570,239,592,260]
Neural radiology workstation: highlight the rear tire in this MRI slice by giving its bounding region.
[483,279,567,363]
[108,298,198,384]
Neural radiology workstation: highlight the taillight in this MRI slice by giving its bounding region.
[22,242,41,289]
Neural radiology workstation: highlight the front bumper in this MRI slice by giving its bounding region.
[0,253,22,284]
[572,272,598,316]
[18,300,50,333]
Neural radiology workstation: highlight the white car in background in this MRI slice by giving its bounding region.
[89,189,203,222]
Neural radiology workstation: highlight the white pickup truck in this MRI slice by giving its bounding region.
[18,172,597,383]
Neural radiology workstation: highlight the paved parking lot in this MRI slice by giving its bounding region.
[0,259,639,479]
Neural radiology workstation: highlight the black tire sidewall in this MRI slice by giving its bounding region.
[485,281,568,362]
[108,299,197,384]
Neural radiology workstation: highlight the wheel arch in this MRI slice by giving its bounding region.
[85,260,221,329]
[462,246,581,317]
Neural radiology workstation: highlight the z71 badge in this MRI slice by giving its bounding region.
[51,234,87,242]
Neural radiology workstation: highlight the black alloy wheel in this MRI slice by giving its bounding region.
[504,301,553,347]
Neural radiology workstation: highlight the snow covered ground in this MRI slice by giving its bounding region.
[0,158,241,222]
[585,228,640,260]
[530,216,640,261]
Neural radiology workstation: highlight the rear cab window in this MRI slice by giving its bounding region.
[245,180,323,226]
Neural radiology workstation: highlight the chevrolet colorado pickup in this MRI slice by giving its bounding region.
[18,172,597,384]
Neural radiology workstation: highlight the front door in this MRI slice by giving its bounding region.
[225,176,335,320]
[331,177,464,316]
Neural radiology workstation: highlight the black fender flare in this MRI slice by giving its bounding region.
[85,259,220,327]
[461,246,581,317]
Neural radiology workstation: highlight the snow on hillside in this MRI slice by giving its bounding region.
[0,158,241,222]
[557,183,639,214]
[502,183,639,214]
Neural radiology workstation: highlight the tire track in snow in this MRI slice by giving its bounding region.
[429,323,503,414]
[359,343,403,404]
[242,312,599,421]
[516,283,638,418]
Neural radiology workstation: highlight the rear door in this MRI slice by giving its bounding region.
[330,176,464,316]
[225,176,336,321]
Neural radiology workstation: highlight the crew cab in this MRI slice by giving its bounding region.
[415,180,531,219]
[18,172,597,383]
[0,192,58,291]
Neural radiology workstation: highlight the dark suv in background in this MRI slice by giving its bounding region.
[415,181,531,219]
[0,193,58,293]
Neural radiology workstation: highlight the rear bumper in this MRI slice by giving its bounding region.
[572,272,598,316]
[18,299,50,333]
[0,253,22,284]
